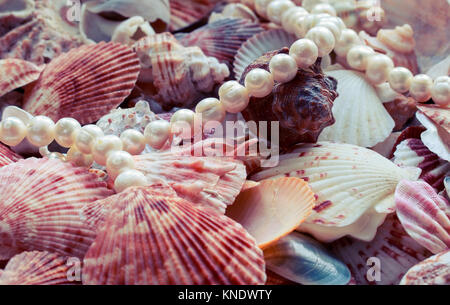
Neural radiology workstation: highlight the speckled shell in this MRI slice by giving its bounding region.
[0,158,113,260]
[82,186,266,285]
[0,59,43,97]
[0,251,76,285]
[331,215,432,285]
[23,42,140,125]
[240,49,338,150]
[400,250,450,285]
[0,143,22,168]
[251,142,420,242]
[169,0,221,32]
[395,180,450,254]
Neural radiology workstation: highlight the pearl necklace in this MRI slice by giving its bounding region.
[0,1,449,193]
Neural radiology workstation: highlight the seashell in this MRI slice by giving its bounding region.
[178,18,264,68]
[0,0,35,19]
[133,33,229,110]
[331,214,432,285]
[264,232,351,285]
[0,0,85,65]
[445,177,450,198]
[390,126,427,157]
[0,143,22,168]
[395,180,450,254]
[393,138,450,192]
[82,186,266,285]
[265,270,298,285]
[133,151,247,214]
[251,142,421,242]
[382,94,417,132]
[0,158,114,260]
[318,70,395,148]
[233,29,297,81]
[416,105,450,162]
[426,55,450,79]
[370,131,401,158]
[169,0,221,32]
[0,59,43,97]
[240,49,338,150]
[23,42,140,125]
[0,251,76,285]
[400,250,450,285]
[226,177,315,249]
[209,3,259,24]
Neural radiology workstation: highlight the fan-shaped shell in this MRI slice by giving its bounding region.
[0,143,22,168]
[226,177,315,249]
[395,180,450,254]
[0,158,114,260]
[400,250,450,285]
[22,42,140,125]
[251,142,420,242]
[0,251,76,285]
[169,0,221,32]
[0,59,43,97]
[82,186,266,285]
[319,70,395,147]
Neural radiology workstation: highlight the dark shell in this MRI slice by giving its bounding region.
[240,48,338,150]
[383,95,417,131]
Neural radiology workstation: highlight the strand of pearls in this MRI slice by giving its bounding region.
[0,0,448,194]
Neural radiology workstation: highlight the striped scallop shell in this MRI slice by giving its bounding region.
[0,158,114,260]
[22,42,140,125]
[0,143,22,168]
[400,250,450,285]
[251,142,420,242]
[233,29,297,80]
[0,59,43,97]
[169,0,221,32]
[395,180,450,254]
[82,186,266,285]
[0,251,76,285]
[318,70,395,148]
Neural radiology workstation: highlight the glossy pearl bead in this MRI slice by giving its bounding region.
[269,54,298,83]
[218,81,250,113]
[334,28,360,57]
[74,125,104,155]
[388,67,413,93]
[0,117,27,146]
[106,150,135,180]
[195,98,227,123]
[170,109,196,138]
[346,45,375,71]
[312,3,337,16]
[91,135,123,166]
[410,74,433,103]
[365,54,394,85]
[120,129,145,155]
[293,14,318,38]
[54,118,81,148]
[26,116,55,147]
[267,0,295,25]
[431,76,450,107]
[244,68,274,97]
[66,146,93,168]
[144,120,171,149]
[289,38,319,68]
[114,169,148,193]
[316,19,341,41]
[281,7,308,33]
[305,26,335,57]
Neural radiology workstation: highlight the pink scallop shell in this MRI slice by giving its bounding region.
[0,158,114,260]
[0,143,22,168]
[400,250,450,285]
[0,59,43,97]
[169,0,220,32]
[82,186,266,285]
[23,42,140,124]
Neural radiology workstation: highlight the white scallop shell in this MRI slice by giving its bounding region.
[400,250,450,285]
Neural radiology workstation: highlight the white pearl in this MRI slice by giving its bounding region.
[267,0,295,25]
[26,116,55,147]
[269,54,298,83]
[74,125,104,154]
[289,38,319,69]
[305,26,335,57]
[334,29,361,57]
[0,117,27,146]
[218,81,250,113]
[106,150,135,180]
[281,7,308,33]
[66,146,93,168]
[312,3,336,16]
[195,98,227,122]
[254,0,273,19]
[366,54,394,85]
[316,19,341,41]
[91,135,123,166]
[114,169,148,193]
[388,67,413,93]
[54,118,81,148]
[144,120,171,150]
[431,76,450,107]
[410,74,433,103]
[244,68,274,97]
[170,109,196,138]
[120,129,145,155]
[293,14,318,38]
[346,45,375,71]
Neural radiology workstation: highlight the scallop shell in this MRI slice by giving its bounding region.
[319,70,395,148]
[0,158,114,260]
[264,232,351,285]
[82,186,266,285]
[169,0,221,32]
[400,250,450,285]
[382,94,417,132]
[331,214,432,285]
[0,143,22,168]
[0,251,75,285]
[0,59,43,97]
[226,177,315,249]
[395,180,450,254]
[233,29,297,80]
[394,138,450,192]
[251,142,421,242]
[209,3,259,24]
[22,42,140,125]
